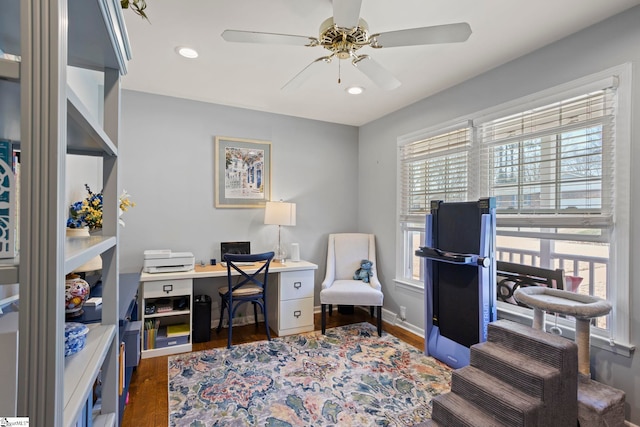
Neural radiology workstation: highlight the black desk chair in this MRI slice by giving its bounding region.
[217,251,275,348]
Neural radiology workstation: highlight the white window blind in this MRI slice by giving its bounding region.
[477,87,616,228]
[399,126,471,222]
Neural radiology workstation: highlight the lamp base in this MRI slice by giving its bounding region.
[273,244,287,264]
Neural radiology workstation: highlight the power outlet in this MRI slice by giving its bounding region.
[400,306,407,321]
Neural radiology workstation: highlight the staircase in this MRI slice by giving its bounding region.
[425,319,578,427]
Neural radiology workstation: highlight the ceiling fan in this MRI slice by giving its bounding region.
[221,0,471,91]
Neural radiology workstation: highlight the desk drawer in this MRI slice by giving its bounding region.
[144,279,191,298]
[279,297,313,330]
[279,270,314,301]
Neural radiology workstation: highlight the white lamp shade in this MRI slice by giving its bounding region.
[264,201,296,226]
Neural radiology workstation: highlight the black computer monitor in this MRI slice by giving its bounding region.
[220,241,251,260]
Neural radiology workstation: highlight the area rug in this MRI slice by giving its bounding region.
[168,323,452,426]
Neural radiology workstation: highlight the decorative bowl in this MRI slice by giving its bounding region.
[64,322,89,357]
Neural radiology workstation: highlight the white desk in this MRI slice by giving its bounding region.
[139,260,318,357]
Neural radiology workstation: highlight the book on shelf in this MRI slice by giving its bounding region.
[144,319,160,350]
[166,323,190,338]
[154,298,172,313]
[85,297,102,307]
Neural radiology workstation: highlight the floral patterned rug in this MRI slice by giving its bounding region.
[168,322,452,426]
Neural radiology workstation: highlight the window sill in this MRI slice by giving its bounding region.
[393,279,424,295]
[497,304,635,357]
[391,281,635,356]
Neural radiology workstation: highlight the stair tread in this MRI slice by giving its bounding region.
[432,393,507,427]
[455,366,542,407]
[488,319,576,350]
[472,341,560,376]
[487,320,577,371]
[471,341,560,399]
[452,366,542,425]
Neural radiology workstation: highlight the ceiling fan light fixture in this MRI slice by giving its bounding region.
[176,46,199,59]
[346,86,364,95]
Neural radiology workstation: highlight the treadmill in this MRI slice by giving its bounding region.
[415,198,497,369]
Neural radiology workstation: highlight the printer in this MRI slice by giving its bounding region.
[143,249,195,273]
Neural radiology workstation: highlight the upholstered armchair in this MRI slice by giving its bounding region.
[320,233,384,336]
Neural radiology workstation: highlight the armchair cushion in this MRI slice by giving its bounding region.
[321,279,383,306]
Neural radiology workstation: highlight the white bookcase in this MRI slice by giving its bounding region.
[0,0,130,425]
[140,278,193,358]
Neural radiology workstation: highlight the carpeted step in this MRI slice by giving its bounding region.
[470,341,561,400]
[577,374,626,427]
[431,392,507,427]
[486,320,578,372]
[451,366,542,426]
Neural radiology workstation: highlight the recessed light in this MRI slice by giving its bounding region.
[176,46,199,59]
[346,86,364,95]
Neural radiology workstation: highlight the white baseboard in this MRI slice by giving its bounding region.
[313,305,425,341]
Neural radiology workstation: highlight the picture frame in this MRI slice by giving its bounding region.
[214,136,271,208]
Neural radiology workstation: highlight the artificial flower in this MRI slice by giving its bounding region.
[67,184,135,229]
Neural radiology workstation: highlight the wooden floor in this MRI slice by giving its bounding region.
[121,310,424,427]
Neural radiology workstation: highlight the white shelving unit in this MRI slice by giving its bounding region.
[0,0,130,425]
[140,278,193,359]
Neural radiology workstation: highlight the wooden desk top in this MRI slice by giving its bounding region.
[140,259,318,282]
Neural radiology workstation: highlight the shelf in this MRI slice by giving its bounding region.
[0,233,118,285]
[67,85,118,156]
[141,343,192,359]
[0,1,20,57]
[0,258,19,285]
[63,324,116,427]
[68,0,131,74]
[0,57,19,81]
[93,412,116,427]
[65,234,116,276]
[144,309,190,319]
[0,77,120,155]
[0,0,130,74]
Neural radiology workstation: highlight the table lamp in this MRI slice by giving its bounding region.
[264,200,296,263]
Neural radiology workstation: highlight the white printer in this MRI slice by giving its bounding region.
[143,249,195,273]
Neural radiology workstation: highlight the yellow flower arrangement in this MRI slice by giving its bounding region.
[67,184,135,229]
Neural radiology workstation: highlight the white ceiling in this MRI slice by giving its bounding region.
[121,0,640,127]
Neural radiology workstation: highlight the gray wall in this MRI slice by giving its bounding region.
[119,90,359,307]
[359,6,640,423]
[118,5,640,423]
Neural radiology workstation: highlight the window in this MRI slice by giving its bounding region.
[397,66,631,351]
[398,123,472,286]
[478,87,616,332]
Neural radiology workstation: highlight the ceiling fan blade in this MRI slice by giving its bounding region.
[333,0,362,28]
[281,57,331,91]
[222,29,317,47]
[352,56,401,90]
[373,22,472,48]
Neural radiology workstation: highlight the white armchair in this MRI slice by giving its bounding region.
[320,233,384,336]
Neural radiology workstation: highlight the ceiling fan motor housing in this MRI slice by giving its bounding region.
[319,17,370,59]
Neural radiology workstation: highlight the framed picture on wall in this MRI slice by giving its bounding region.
[214,136,271,208]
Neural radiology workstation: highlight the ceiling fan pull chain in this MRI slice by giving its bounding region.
[338,59,341,84]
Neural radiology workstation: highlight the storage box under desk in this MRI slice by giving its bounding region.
[155,332,189,349]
